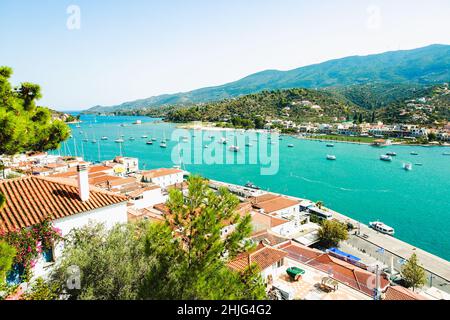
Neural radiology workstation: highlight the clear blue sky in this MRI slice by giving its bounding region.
[1,0,449,110]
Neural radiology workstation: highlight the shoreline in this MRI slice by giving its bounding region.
[176,123,450,147]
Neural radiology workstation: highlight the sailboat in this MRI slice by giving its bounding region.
[160,132,167,148]
[91,133,97,144]
[115,131,124,143]
[229,131,239,152]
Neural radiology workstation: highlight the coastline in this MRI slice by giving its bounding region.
[176,122,450,147]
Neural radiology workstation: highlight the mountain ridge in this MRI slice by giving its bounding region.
[85,44,450,113]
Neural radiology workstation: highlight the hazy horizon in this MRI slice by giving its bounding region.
[1,0,449,111]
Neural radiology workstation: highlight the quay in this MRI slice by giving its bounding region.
[208,178,450,293]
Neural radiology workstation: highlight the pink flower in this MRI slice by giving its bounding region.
[30,260,36,268]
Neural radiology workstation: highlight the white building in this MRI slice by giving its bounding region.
[0,165,128,283]
[141,168,184,189]
[127,184,166,209]
[251,194,300,220]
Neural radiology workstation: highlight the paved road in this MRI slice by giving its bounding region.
[329,209,450,284]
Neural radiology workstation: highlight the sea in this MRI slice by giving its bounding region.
[52,114,450,261]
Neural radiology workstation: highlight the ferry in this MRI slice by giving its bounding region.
[380,155,392,162]
[326,144,334,147]
[386,152,397,156]
[369,221,395,236]
[403,163,412,171]
[326,155,336,160]
[244,182,260,190]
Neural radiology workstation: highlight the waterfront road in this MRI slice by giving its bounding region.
[329,208,450,285]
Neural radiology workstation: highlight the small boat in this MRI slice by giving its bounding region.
[115,138,124,143]
[229,145,239,152]
[101,136,108,140]
[146,140,153,145]
[141,135,148,139]
[326,144,334,147]
[443,152,450,156]
[219,137,227,145]
[386,152,397,156]
[91,139,97,144]
[160,141,167,148]
[129,137,135,141]
[369,221,395,236]
[288,144,294,148]
[415,163,423,166]
[204,145,209,149]
[151,137,157,141]
[403,163,412,171]
[326,155,336,160]
[133,120,142,125]
[410,151,419,155]
[245,143,252,147]
[244,182,260,190]
[380,155,392,162]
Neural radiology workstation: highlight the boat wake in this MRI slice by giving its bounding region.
[290,174,391,193]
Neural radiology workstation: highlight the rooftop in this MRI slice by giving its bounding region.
[0,176,127,233]
[228,242,288,272]
[142,168,183,179]
[251,194,300,214]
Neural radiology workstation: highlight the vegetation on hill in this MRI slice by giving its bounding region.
[85,44,450,113]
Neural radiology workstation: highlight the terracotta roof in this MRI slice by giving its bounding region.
[251,211,289,233]
[228,242,287,272]
[251,194,299,214]
[384,286,427,300]
[0,176,127,233]
[142,168,183,179]
[282,242,390,296]
[251,230,290,247]
[44,163,68,169]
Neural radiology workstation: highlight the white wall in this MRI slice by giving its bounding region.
[149,173,183,189]
[131,188,166,209]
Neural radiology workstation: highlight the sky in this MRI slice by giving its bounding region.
[0,0,449,110]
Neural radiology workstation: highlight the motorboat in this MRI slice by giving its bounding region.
[403,163,412,171]
[380,155,392,162]
[288,144,294,148]
[101,136,108,140]
[326,155,336,160]
[369,221,395,236]
[146,140,153,145]
[129,137,135,141]
[141,135,148,139]
[326,144,334,147]
[443,152,450,156]
[410,151,419,155]
[386,152,397,156]
[245,182,260,190]
[114,138,124,143]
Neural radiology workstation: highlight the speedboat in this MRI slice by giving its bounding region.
[369,221,395,236]
[326,155,336,160]
[245,182,260,190]
[380,155,392,162]
[386,152,397,156]
[403,163,412,171]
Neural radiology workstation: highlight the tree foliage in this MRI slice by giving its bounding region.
[0,66,70,155]
[318,219,349,248]
[0,241,16,285]
[401,253,427,291]
[49,176,266,300]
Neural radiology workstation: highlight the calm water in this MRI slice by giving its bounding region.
[54,115,450,261]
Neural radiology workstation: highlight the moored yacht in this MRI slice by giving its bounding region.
[326,143,334,147]
[146,140,153,145]
[326,155,336,160]
[244,182,260,190]
[369,221,395,236]
[380,155,392,162]
[114,138,124,143]
[386,152,397,156]
[288,144,294,148]
[101,136,108,140]
[410,151,419,155]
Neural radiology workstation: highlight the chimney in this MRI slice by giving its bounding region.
[77,164,90,201]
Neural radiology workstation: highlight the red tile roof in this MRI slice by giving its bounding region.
[384,286,427,300]
[0,176,127,233]
[251,194,299,214]
[142,168,183,178]
[228,242,287,272]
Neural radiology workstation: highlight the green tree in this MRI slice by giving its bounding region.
[23,277,60,300]
[0,66,70,155]
[401,253,426,292]
[318,220,349,248]
[0,241,16,285]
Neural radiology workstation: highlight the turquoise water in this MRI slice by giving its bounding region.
[55,115,450,261]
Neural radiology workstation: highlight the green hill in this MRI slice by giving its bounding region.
[85,44,450,113]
